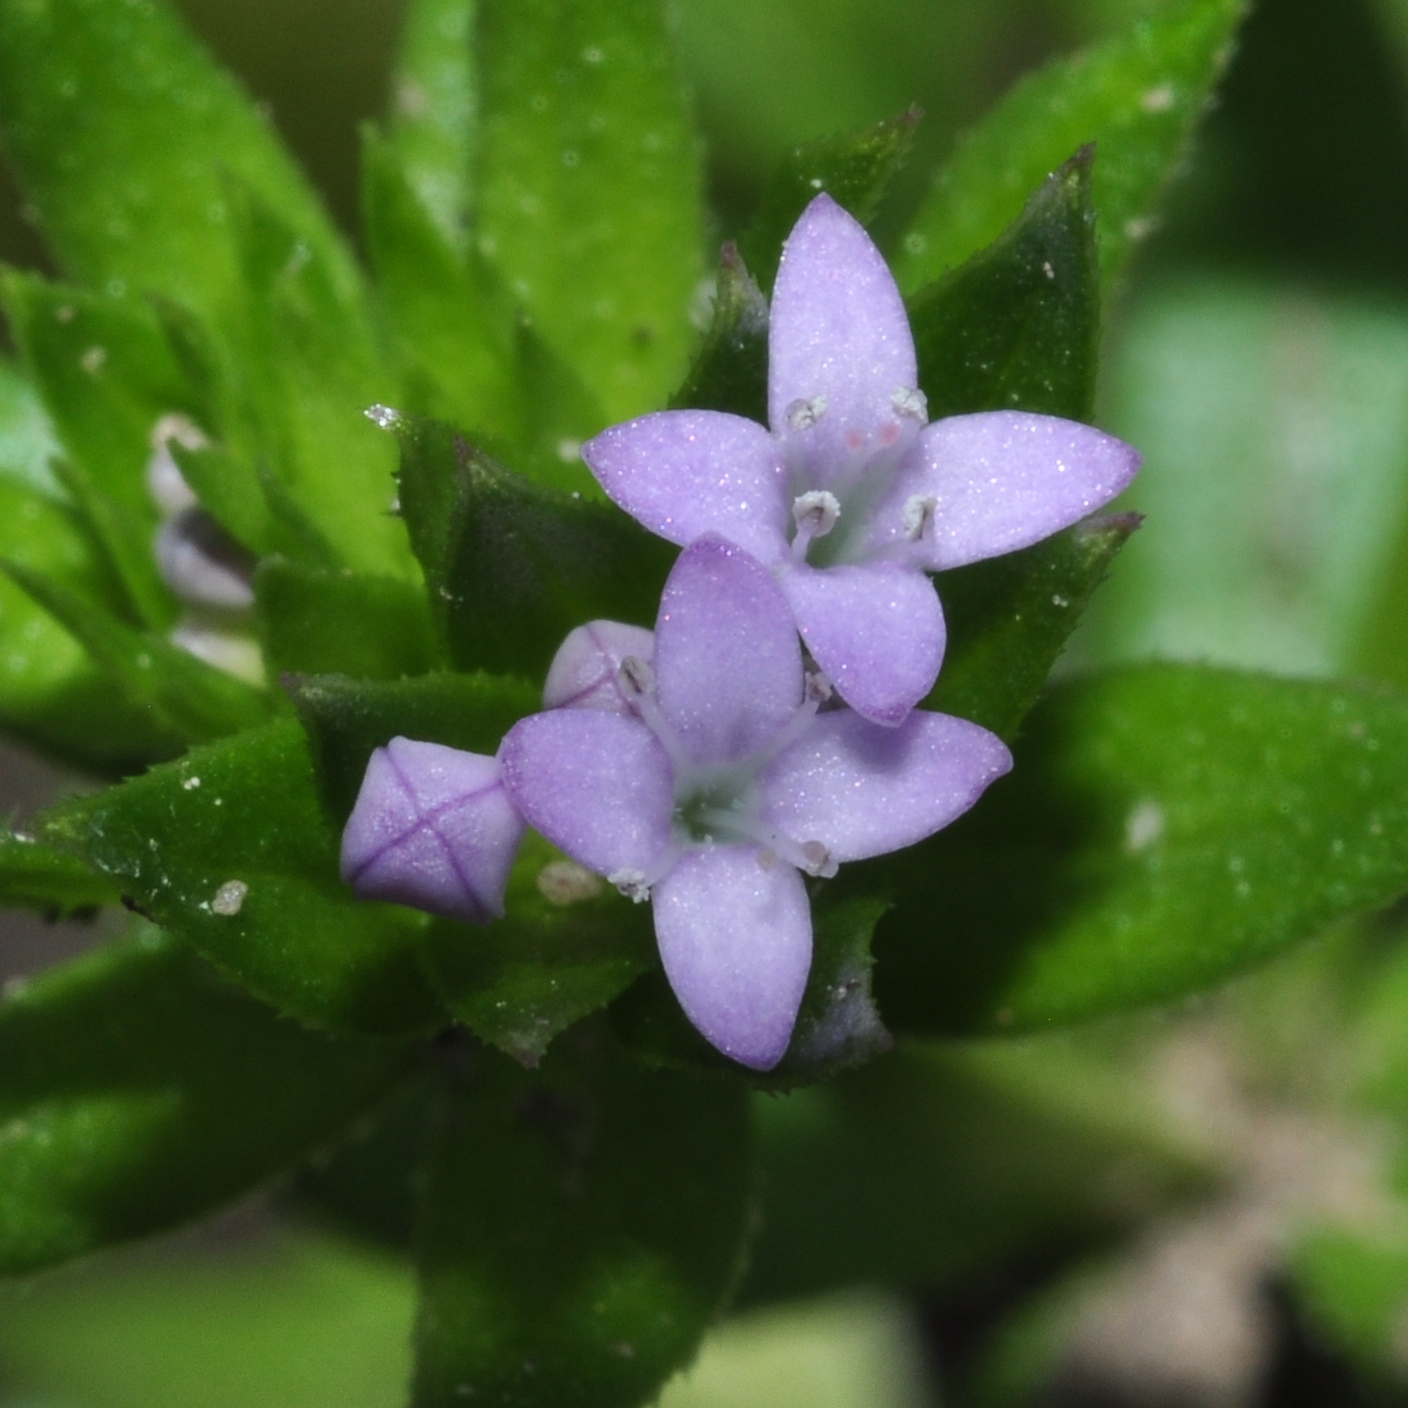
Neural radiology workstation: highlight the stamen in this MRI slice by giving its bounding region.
[608,868,651,903]
[804,671,833,705]
[903,494,938,542]
[749,680,829,767]
[891,386,928,422]
[617,657,692,773]
[708,813,839,879]
[790,490,841,563]
[801,841,838,878]
[786,395,828,432]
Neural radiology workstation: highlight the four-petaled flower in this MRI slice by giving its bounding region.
[581,193,1141,725]
[497,535,1011,1070]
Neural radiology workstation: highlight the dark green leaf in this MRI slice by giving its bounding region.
[43,720,448,1037]
[740,107,920,293]
[475,0,705,422]
[0,929,410,1275]
[286,670,538,825]
[391,414,675,677]
[668,242,769,423]
[0,832,118,915]
[742,1040,1209,1306]
[387,0,477,253]
[0,0,362,331]
[927,513,1141,742]
[871,665,1408,1036]
[908,146,1100,425]
[613,891,893,1089]
[412,1034,754,1407]
[895,0,1248,292]
[423,832,654,1067]
[256,559,442,682]
[3,561,273,745]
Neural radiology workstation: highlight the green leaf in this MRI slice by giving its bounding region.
[287,670,537,825]
[388,0,477,253]
[1,271,193,626]
[0,356,61,497]
[0,831,118,915]
[742,1039,1210,1306]
[908,146,1100,425]
[926,514,1141,742]
[668,242,769,424]
[0,0,362,330]
[255,559,442,682]
[211,181,411,579]
[43,720,448,1037]
[422,832,655,1066]
[894,0,1248,292]
[613,892,893,1090]
[3,561,274,744]
[739,107,920,293]
[1078,277,1408,678]
[475,0,705,421]
[0,928,410,1275]
[411,1036,754,1408]
[871,665,1408,1036]
[391,414,675,678]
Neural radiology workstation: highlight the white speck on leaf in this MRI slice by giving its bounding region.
[1125,800,1164,852]
[212,880,248,916]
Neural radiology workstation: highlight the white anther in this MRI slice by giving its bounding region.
[891,386,928,422]
[903,494,938,542]
[608,868,651,903]
[801,841,838,879]
[785,395,828,432]
[804,672,833,705]
[618,655,656,698]
[146,413,208,516]
[792,490,841,540]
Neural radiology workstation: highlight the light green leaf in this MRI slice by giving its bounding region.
[43,720,448,1037]
[872,665,1408,1035]
[475,0,705,421]
[0,0,361,329]
[0,830,118,914]
[0,929,410,1275]
[895,0,1247,292]
[412,1037,754,1407]
[1076,277,1408,678]
[388,0,477,253]
[0,356,61,497]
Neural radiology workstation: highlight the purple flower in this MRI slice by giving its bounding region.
[498,535,1012,1071]
[340,622,654,922]
[340,739,526,924]
[581,194,1140,726]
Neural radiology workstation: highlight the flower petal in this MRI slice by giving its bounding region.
[780,562,944,727]
[581,409,789,563]
[761,709,1012,862]
[653,845,812,1071]
[341,739,525,924]
[499,709,674,877]
[656,535,803,764]
[542,620,655,714]
[769,194,919,487]
[869,411,1141,570]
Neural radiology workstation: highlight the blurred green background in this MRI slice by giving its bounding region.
[10,0,1408,1404]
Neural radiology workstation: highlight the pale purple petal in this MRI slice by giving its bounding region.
[499,710,674,878]
[761,709,1012,862]
[780,562,944,727]
[866,412,1141,570]
[653,845,812,1071]
[655,535,803,765]
[341,739,525,924]
[581,410,789,563]
[769,194,920,487]
[542,620,655,714]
